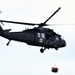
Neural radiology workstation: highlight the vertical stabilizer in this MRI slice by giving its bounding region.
[0,25,4,36]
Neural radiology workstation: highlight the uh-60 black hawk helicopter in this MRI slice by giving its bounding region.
[0,7,66,53]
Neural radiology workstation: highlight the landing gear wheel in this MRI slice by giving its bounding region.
[40,48,44,53]
[55,48,58,50]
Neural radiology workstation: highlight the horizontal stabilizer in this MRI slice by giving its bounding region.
[4,29,11,32]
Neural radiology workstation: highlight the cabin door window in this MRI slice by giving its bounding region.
[37,33,45,43]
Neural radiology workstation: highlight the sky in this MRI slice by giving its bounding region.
[0,0,75,75]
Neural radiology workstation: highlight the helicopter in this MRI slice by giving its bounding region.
[0,7,66,53]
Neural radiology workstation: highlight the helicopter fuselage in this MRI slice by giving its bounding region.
[0,27,66,52]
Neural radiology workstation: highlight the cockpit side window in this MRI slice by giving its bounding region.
[55,36,59,41]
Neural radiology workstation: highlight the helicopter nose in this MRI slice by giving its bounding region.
[62,40,66,47]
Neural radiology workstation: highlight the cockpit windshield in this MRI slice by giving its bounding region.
[60,35,64,40]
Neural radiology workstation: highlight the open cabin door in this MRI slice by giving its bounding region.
[37,33,46,43]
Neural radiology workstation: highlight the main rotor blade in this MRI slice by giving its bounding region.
[44,7,61,24]
[0,7,61,26]
[45,23,75,26]
[0,20,39,26]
